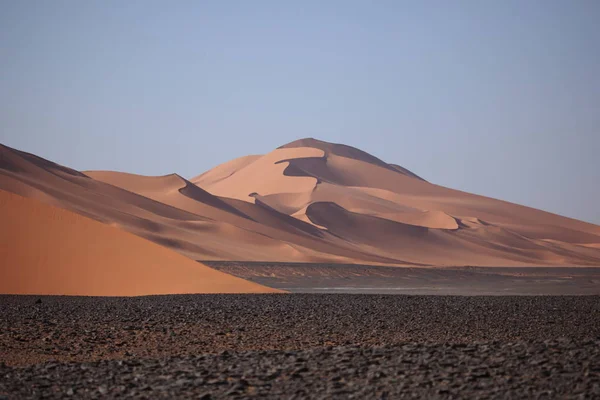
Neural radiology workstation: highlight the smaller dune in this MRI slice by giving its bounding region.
[82,171,185,194]
[86,170,249,219]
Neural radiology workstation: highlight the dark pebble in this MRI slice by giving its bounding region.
[1,294,599,398]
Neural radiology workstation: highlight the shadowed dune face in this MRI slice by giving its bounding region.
[1,139,600,272]
[0,190,281,296]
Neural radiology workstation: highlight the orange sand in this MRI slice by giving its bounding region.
[0,190,281,296]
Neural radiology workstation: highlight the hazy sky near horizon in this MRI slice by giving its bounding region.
[1,1,599,224]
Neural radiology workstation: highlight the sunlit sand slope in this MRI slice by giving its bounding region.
[0,190,281,295]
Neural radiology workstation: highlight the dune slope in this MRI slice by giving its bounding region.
[1,144,388,266]
[190,138,600,266]
[0,190,280,296]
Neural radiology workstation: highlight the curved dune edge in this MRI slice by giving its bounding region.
[0,190,282,296]
[280,137,425,180]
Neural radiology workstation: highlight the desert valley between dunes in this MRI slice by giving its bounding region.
[1,138,600,296]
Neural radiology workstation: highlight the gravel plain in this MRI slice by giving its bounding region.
[1,294,600,398]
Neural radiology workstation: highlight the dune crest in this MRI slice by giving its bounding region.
[280,138,425,180]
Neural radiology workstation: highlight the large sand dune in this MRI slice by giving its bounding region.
[0,190,279,295]
[1,138,600,275]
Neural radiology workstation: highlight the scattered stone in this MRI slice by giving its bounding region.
[0,294,599,398]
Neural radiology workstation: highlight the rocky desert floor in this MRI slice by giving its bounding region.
[1,293,600,399]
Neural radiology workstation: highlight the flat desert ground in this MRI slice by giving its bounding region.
[209,261,600,295]
[1,293,600,399]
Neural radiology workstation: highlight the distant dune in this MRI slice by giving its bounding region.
[1,137,600,296]
[0,190,280,296]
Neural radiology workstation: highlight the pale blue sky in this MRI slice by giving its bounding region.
[1,1,599,224]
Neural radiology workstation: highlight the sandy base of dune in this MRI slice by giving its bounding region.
[1,294,599,398]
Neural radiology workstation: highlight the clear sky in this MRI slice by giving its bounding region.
[1,1,599,224]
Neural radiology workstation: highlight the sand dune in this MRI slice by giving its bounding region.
[1,145,390,266]
[1,139,599,273]
[189,139,600,266]
[0,190,280,296]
